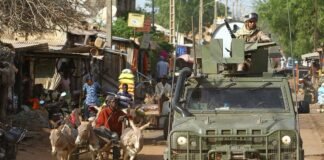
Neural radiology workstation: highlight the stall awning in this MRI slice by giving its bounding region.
[301,52,319,60]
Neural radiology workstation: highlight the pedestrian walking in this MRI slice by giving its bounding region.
[82,75,101,119]
[317,83,324,113]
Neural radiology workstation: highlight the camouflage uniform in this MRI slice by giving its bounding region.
[235,26,271,42]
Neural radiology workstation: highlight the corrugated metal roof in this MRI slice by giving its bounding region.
[68,29,134,43]
[1,39,65,50]
[96,32,133,43]
[68,28,98,36]
[103,48,127,56]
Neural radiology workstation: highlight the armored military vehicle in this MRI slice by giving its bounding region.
[164,21,304,160]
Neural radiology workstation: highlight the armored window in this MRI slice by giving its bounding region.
[187,88,285,111]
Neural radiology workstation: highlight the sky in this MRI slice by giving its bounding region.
[136,0,256,17]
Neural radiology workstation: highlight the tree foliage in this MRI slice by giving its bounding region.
[256,0,324,56]
[0,0,87,34]
[112,18,136,38]
[153,0,228,33]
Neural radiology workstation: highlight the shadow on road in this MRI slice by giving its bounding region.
[138,154,164,160]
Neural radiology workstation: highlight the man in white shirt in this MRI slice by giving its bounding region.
[155,75,172,113]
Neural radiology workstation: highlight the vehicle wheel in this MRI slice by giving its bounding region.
[298,101,310,113]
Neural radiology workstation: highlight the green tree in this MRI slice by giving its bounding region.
[112,18,134,38]
[154,0,228,33]
[256,0,324,57]
[111,8,151,38]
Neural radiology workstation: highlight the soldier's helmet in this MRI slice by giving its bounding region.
[243,13,258,22]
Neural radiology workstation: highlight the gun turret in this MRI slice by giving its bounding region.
[192,21,278,77]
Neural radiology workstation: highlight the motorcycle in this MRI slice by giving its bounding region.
[42,92,70,128]
[0,122,27,160]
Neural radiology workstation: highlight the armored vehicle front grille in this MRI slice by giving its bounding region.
[169,130,300,160]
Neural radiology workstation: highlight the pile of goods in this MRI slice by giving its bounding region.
[118,69,135,96]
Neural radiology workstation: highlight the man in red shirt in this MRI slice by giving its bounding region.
[95,96,128,135]
[95,96,129,160]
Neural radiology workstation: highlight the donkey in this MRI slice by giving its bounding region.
[49,123,78,160]
[75,121,113,160]
[120,120,150,160]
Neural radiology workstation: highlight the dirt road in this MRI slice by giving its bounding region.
[299,104,324,160]
[16,129,165,160]
[17,106,324,160]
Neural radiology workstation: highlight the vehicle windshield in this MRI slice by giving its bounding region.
[187,88,285,111]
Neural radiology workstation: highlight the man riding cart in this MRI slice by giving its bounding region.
[94,95,131,160]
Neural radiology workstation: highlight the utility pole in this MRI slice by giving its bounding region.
[214,0,218,24]
[240,3,242,20]
[106,0,112,48]
[152,0,155,31]
[314,0,318,49]
[232,1,235,19]
[199,0,203,40]
[225,0,228,18]
[169,0,175,44]
[236,0,239,19]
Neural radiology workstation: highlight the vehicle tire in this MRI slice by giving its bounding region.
[298,101,310,113]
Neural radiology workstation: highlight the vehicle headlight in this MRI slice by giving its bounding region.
[281,135,291,145]
[177,136,188,145]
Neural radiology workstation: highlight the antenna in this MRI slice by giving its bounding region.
[199,0,203,40]
[168,23,179,141]
[169,0,175,44]
[192,16,197,76]
[225,0,228,18]
[287,0,301,142]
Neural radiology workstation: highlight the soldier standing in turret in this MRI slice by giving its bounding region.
[235,12,272,71]
[235,12,271,42]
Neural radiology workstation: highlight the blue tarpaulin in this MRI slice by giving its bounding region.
[176,45,187,57]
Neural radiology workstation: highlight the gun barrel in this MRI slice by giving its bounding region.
[224,19,236,38]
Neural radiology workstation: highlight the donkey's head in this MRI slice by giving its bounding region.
[49,127,59,155]
[124,120,150,155]
[75,121,92,145]
[49,125,65,155]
